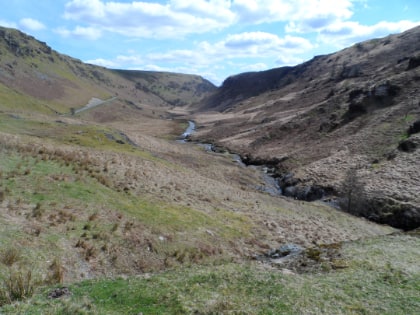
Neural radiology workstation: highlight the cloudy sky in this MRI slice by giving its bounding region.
[1,0,419,85]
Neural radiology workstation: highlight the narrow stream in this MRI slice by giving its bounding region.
[179,121,282,196]
[181,121,196,139]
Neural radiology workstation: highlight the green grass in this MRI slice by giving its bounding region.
[397,114,416,141]
[0,85,51,114]
[0,143,254,285]
[120,196,251,237]
[403,114,415,123]
[0,114,155,159]
[2,233,418,314]
[0,119,252,239]
[0,148,236,234]
[1,150,94,205]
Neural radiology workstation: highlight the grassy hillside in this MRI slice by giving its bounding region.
[193,26,420,230]
[0,26,418,314]
[0,26,215,117]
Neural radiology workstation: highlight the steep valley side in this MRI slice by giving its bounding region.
[192,26,420,230]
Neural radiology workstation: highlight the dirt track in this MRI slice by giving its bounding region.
[75,96,118,114]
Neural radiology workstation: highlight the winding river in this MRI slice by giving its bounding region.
[179,121,282,196]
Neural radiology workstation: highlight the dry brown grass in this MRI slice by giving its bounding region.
[0,248,21,267]
[0,270,34,306]
[0,114,395,284]
[46,258,64,285]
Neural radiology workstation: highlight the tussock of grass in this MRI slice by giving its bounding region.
[0,248,21,267]
[0,270,34,307]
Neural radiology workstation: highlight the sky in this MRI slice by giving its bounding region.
[1,0,419,86]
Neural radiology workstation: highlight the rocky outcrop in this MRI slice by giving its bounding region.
[283,185,326,201]
[195,66,296,112]
[406,55,420,70]
[241,155,287,168]
[0,27,52,57]
[277,173,329,201]
[366,197,420,230]
[398,139,418,152]
[347,81,400,119]
[338,64,362,80]
[47,287,71,299]
[399,130,420,153]
[408,119,420,135]
[265,244,303,259]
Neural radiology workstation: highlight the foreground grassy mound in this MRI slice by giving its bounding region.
[2,232,419,314]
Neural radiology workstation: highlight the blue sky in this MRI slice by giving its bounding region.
[1,0,419,85]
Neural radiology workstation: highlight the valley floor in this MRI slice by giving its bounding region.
[0,113,418,314]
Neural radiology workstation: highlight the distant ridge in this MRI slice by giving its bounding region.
[0,26,215,116]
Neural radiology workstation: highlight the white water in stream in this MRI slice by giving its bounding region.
[182,121,195,138]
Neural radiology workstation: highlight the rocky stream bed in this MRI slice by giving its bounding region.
[178,121,331,200]
[179,121,420,231]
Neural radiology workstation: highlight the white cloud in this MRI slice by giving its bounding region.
[56,0,420,85]
[170,0,234,21]
[222,32,313,57]
[116,55,144,64]
[55,0,420,52]
[143,32,313,67]
[19,18,46,31]
[232,0,294,24]
[85,58,119,68]
[148,49,194,60]
[60,0,419,50]
[285,0,353,33]
[102,31,312,67]
[81,30,312,85]
[275,55,305,66]
[64,0,106,20]
[55,26,102,40]
[318,20,420,47]
[224,32,280,48]
[232,0,353,31]
[63,0,235,39]
[0,19,17,28]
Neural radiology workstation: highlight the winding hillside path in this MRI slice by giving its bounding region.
[75,96,117,114]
